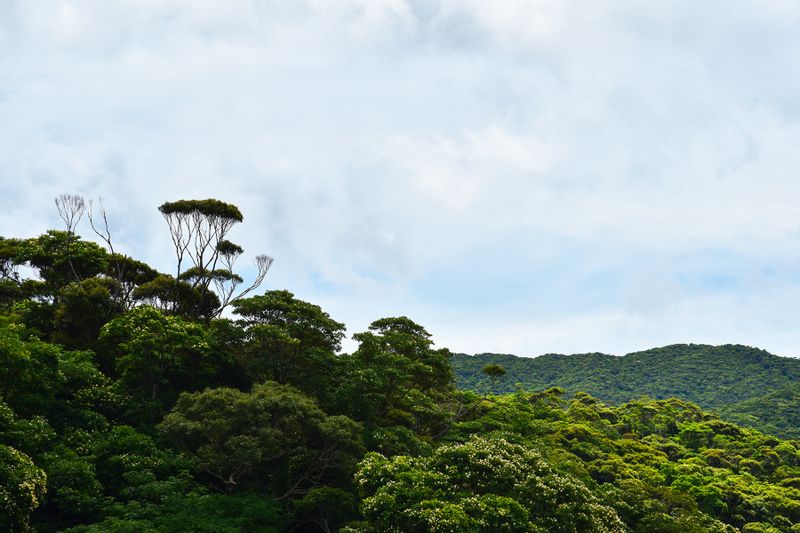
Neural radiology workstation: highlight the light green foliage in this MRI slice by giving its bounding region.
[353,435,625,532]
[450,392,799,531]
[452,345,800,438]
[0,444,47,532]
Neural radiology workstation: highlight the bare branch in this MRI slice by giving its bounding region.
[227,255,273,304]
[88,198,140,309]
[55,194,86,235]
[87,198,115,254]
[54,194,87,285]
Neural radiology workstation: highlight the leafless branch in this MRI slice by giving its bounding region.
[55,194,86,235]
[54,194,87,285]
[215,255,274,316]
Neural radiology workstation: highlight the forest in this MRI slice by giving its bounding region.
[2,197,800,532]
[452,347,800,439]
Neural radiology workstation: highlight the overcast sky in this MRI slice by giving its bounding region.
[3,1,800,357]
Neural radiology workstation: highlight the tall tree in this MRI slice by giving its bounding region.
[334,317,454,436]
[231,290,345,400]
[158,199,273,317]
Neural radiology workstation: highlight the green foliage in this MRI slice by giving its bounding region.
[157,198,272,320]
[720,384,800,439]
[353,435,625,532]
[292,486,357,532]
[0,444,47,532]
[65,492,284,533]
[482,363,506,379]
[0,318,60,417]
[132,274,220,319]
[482,363,506,393]
[158,199,243,222]
[233,290,346,352]
[4,202,800,532]
[53,278,122,349]
[15,231,109,295]
[158,381,364,498]
[231,290,345,401]
[99,306,216,423]
[452,345,800,438]
[334,316,454,435]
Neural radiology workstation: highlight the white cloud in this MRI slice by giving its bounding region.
[3,0,800,356]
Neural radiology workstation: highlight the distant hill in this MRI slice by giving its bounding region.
[451,344,800,438]
[719,383,800,439]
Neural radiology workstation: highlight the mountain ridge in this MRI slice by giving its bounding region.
[451,343,800,438]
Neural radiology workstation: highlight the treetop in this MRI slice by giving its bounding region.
[158,199,244,222]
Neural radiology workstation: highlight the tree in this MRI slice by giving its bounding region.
[232,290,345,353]
[231,290,346,399]
[15,232,108,299]
[54,194,86,236]
[334,317,453,435]
[99,306,215,423]
[352,435,626,533]
[132,274,220,319]
[0,318,60,418]
[86,198,160,310]
[52,278,123,350]
[158,381,363,499]
[482,363,506,393]
[0,444,48,532]
[158,199,273,318]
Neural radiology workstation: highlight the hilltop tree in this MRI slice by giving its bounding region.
[158,199,273,318]
[231,290,345,400]
[334,317,454,436]
[482,363,506,393]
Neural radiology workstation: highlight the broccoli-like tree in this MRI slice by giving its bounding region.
[158,382,363,499]
[482,363,506,393]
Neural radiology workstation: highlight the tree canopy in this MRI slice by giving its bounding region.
[1,197,799,532]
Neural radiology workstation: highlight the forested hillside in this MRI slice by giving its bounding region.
[452,346,800,438]
[2,197,800,532]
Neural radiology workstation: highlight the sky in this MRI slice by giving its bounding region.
[3,0,800,357]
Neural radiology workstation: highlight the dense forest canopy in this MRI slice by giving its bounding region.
[452,347,800,439]
[1,197,800,532]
